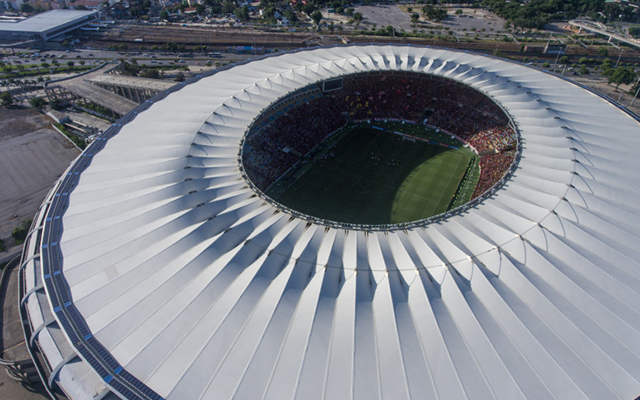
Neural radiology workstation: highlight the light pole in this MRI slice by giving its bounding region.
[615,48,623,68]
[630,75,640,106]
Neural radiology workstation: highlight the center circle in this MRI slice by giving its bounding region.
[240,71,519,226]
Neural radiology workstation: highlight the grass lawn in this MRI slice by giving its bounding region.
[267,123,476,225]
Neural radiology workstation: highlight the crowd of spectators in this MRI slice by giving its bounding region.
[467,127,517,154]
[243,97,346,190]
[332,72,509,139]
[243,71,518,196]
[471,149,518,198]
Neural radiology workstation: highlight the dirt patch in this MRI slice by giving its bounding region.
[0,107,80,241]
[0,108,51,140]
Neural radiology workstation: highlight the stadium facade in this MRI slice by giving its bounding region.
[19,45,640,399]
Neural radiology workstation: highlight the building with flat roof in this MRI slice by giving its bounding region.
[0,9,97,43]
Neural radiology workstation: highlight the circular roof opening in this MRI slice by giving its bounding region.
[241,71,519,226]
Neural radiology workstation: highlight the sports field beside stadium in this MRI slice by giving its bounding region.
[266,123,478,225]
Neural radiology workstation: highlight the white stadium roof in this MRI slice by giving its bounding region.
[22,45,640,400]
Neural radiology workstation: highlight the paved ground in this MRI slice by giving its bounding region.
[438,8,506,34]
[1,260,51,400]
[56,65,139,116]
[0,107,80,243]
[0,377,50,400]
[63,107,113,132]
[0,265,27,362]
[354,4,413,31]
[345,5,506,38]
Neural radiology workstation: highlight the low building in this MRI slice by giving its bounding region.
[545,43,567,54]
[523,44,544,53]
[0,9,98,44]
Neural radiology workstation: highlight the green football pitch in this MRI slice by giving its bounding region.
[266,123,477,225]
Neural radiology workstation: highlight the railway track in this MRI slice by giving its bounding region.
[91,24,639,63]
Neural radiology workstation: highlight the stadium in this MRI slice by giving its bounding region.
[18,45,640,399]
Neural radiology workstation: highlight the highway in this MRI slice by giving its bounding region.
[569,19,640,51]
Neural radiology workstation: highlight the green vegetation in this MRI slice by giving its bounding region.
[0,91,13,106]
[606,66,636,90]
[120,60,187,78]
[76,101,117,120]
[267,122,478,225]
[29,97,46,109]
[422,5,448,22]
[481,0,638,30]
[54,123,87,150]
[0,238,5,252]
[11,219,32,245]
[450,156,481,210]
[311,11,323,29]
[0,65,91,80]
[235,5,250,22]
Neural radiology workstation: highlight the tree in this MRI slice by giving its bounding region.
[67,61,75,67]
[284,10,298,24]
[303,3,316,15]
[20,3,34,13]
[141,69,160,79]
[559,55,569,65]
[11,219,32,245]
[422,5,447,22]
[0,91,12,106]
[455,9,463,16]
[353,12,362,28]
[386,25,396,36]
[311,11,323,29]
[176,72,185,82]
[608,66,636,90]
[411,13,419,24]
[79,60,86,66]
[598,47,609,57]
[29,97,46,109]
[234,5,250,22]
[160,9,169,20]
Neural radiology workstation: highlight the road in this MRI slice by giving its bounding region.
[569,19,640,51]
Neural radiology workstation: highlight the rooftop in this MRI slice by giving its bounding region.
[0,10,97,33]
